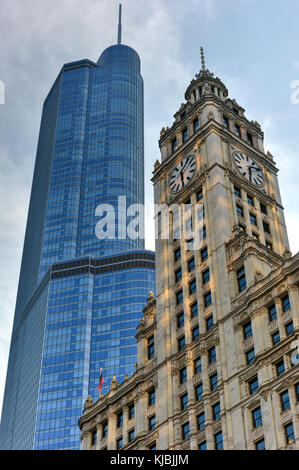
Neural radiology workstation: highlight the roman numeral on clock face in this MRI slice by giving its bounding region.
[233,151,264,187]
[169,155,196,193]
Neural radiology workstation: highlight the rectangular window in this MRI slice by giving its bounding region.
[117,412,123,428]
[249,377,259,395]
[234,186,241,198]
[263,220,270,234]
[260,203,267,215]
[206,315,213,330]
[247,194,254,206]
[210,373,218,391]
[204,291,212,308]
[212,402,221,420]
[246,348,255,365]
[182,422,190,440]
[178,336,186,351]
[149,388,155,406]
[176,289,183,305]
[102,421,108,438]
[171,138,178,153]
[195,383,203,400]
[117,437,123,449]
[177,312,184,328]
[185,217,193,232]
[193,117,199,132]
[236,204,244,217]
[223,115,229,129]
[243,321,252,339]
[182,128,188,143]
[128,403,135,420]
[249,212,257,225]
[201,246,208,261]
[237,266,247,292]
[179,367,187,384]
[202,225,207,239]
[174,247,181,262]
[175,267,182,283]
[189,279,197,295]
[272,330,280,345]
[284,422,295,444]
[202,268,210,284]
[280,390,290,411]
[194,357,202,374]
[295,383,299,401]
[285,321,294,335]
[181,393,188,410]
[282,294,290,312]
[191,302,198,318]
[199,441,207,450]
[149,415,156,431]
[276,360,285,376]
[192,326,200,341]
[197,187,203,201]
[91,430,97,445]
[252,407,262,428]
[128,429,135,442]
[255,438,265,450]
[247,132,253,145]
[235,123,241,137]
[149,442,156,450]
[268,303,277,321]
[215,431,223,450]
[148,335,155,359]
[197,412,205,430]
[209,346,216,363]
[188,257,195,272]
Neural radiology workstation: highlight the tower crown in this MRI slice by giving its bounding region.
[185,47,228,103]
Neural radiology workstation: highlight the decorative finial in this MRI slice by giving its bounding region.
[200,47,206,71]
[117,4,122,45]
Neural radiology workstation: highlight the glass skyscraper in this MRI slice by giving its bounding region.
[0,7,155,450]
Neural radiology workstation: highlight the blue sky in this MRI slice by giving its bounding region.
[0,0,298,413]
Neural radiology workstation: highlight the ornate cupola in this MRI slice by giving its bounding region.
[185,47,228,103]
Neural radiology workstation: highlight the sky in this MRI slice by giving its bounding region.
[0,0,299,414]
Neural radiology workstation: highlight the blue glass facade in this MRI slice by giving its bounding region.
[0,42,155,450]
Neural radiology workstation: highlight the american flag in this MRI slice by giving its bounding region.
[98,368,103,392]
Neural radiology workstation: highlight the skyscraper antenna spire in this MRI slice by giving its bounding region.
[117,4,122,44]
[200,47,206,71]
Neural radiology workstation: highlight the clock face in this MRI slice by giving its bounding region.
[169,155,196,193]
[233,151,264,186]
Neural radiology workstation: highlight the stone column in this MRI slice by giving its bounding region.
[260,392,278,450]
[187,359,195,405]
[274,296,285,339]
[289,386,299,446]
[80,430,90,450]
[288,284,299,329]
[173,416,182,449]
[251,310,264,355]
[136,392,148,435]
[96,422,102,450]
[122,405,129,446]
[189,408,198,450]
[172,370,180,414]
[204,396,214,449]
[107,412,117,450]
